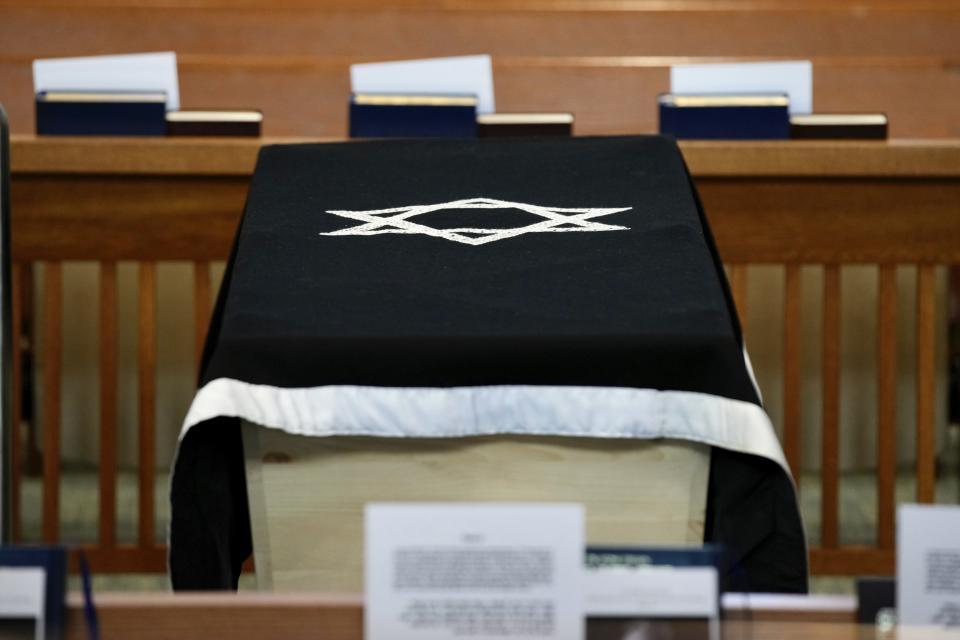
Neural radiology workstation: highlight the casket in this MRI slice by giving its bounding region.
[171,136,805,594]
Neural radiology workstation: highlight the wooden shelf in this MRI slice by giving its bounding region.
[11,135,960,177]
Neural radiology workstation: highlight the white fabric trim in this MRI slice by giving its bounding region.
[181,378,790,475]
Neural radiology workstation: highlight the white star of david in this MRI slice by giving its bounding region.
[320,197,632,246]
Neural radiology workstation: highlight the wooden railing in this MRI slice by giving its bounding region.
[8,137,960,576]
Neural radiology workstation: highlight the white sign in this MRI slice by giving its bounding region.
[365,503,584,640]
[670,60,812,115]
[351,55,495,115]
[33,52,180,111]
[585,565,718,618]
[898,504,960,629]
[0,567,46,640]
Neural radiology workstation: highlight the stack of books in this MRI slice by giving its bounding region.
[348,93,574,139]
[35,90,263,137]
[35,90,168,136]
[658,92,887,140]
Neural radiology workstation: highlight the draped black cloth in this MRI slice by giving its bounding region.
[170,136,807,593]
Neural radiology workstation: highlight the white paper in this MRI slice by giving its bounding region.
[33,52,180,111]
[670,60,812,115]
[898,504,960,628]
[365,503,584,640]
[0,567,46,640]
[351,55,495,115]
[585,566,718,618]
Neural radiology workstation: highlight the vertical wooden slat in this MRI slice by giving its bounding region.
[915,265,936,504]
[42,262,62,544]
[194,261,211,374]
[10,262,23,543]
[138,262,157,548]
[783,265,802,483]
[877,265,897,550]
[99,262,118,548]
[821,265,841,549]
[729,264,749,336]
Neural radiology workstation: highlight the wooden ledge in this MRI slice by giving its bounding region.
[11,135,960,178]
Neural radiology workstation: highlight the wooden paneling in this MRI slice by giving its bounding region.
[9,175,244,260]
[3,5,960,59]
[699,179,960,264]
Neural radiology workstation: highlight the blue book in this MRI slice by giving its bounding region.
[35,91,167,136]
[658,93,789,140]
[349,93,477,138]
[586,545,722,570]
[0,546,67,639]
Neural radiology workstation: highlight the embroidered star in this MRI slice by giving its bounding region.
[320,197,632,246]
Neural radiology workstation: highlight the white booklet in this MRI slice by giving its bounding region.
[33,51,180,111]
[365,503,584,640]
[350,55,495,114]
[898,504,960,629]
[670,60,812,114]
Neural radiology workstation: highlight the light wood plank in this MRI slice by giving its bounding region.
[99,261,118,547]
[915,265,936,503]
[137,262,157,548]
[821,265,840,549]
[11,137,960,178]
[41,261,61,543]
[193,261,211,374]
[783,265,802,482]
[9,262,23,543]
[877,265,897,550]
[699,178,960,264]
[246,430,710,591]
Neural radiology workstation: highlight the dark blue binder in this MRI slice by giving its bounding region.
[0,546,67,639]
[35,91,167,136]
[349,93,477,138]
[659,93,790,140]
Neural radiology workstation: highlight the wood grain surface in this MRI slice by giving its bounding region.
[245,428,710,591]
